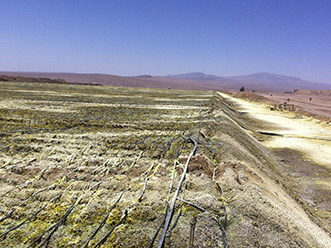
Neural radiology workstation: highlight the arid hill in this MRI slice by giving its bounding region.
[0,72,227,91]
[293,89,331,96]
[2,71,331,92]
[0,75,67,85]
[167,72,331,92]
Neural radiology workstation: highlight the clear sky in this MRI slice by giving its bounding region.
[1,0,331,84]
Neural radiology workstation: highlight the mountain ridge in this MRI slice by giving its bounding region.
[166,72,331,91]
[1,71,330,92]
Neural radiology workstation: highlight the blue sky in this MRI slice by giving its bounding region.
[1,0,331,84]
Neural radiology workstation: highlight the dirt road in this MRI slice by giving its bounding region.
[218,92,331,240]
[218,92,331,166]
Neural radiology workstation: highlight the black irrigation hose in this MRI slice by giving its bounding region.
[135,134,178,201]
[167,179,188,248]
[148,205,169,248]
[83,188,130,248]
[77,153,122,183]
[168,181,188,247]
[93,209,128,248]
[84,167,108,190]
[157,131,197,248]
[0,152,116,226]
[148,136,164,152]
[23,163,123,247]
[152,133,181,163]
[1,102,222,247]
[213,167,227,229]
[0,149,112,243]
[197,123,205,143]
[176,135,190,158]
[0,158,14,168]
[132,134,179,183]
[161,134,181,160]
[77,165,105,181]
[166,160,178,202]
[129,129,161,150]
[98,142,116,156]
[163,159,183,247]
[0,144,11,152]
[164,135,181,152]
[137,132,153,144]
[136,177,149,202]
[130,150,144,168]
[0,168,47,198]
[126,129,162,151]
[0,183,74,242]
[119,134,182,246]
[149,152,183,248]
[167,205,183,248]
[27,195,82,248]
[0,154,110,226]
[0,128,51,136]
[0,181,31,199]
[0,185,56,223]
[122,134,166,182]
[84,134,175,246]
[62,164,84,181]
[177,198,228,248]
[130,162,152,183]
[26,155,116,248]
[0,117,92,137]
[90,180,103,190]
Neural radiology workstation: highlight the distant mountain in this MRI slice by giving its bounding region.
[1,71,330,92]
[166,72,331,92]
[0,75,67,84]
[0,71,219,91]
[133,74,153,78]
[226,73,314,91]
[166,72,223,81]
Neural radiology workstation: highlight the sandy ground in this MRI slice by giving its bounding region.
[218,92,331,167]
[258,92,331,119]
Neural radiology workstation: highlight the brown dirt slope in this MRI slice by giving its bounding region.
[0,75,67,84]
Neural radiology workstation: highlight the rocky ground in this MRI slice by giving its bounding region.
[0,81,330,247]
